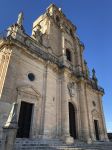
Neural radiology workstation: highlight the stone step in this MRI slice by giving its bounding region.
[14,144,112,150]
[15,138,86,146]
[15,146,85,150]
[12,139,112,150]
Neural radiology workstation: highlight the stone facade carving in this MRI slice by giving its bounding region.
[32,25,43,44]
[67,82,76,97]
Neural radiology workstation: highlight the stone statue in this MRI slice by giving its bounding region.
[17,12,24,26]
[67,82,75,97]
[32,25,42,44]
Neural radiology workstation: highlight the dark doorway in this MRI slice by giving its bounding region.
[94,120,100,140]
[16,101,33,138]
[69,102,77,139]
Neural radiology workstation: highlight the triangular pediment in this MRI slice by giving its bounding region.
[17,85,41,98]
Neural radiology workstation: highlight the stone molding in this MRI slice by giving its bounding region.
[16,85,41,99]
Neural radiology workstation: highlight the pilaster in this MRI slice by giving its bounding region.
[61,70,74,144]
[78,81,91,143]
[41,63,48,138]
[0,47,12,98]
[98,94,109,141]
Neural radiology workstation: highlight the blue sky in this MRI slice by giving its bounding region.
[0,0,112,132]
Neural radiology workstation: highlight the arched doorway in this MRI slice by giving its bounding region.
[69,102,77,139]
[94,120,100,140]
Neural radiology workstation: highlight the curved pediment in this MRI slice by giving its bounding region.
[16,85,41,98]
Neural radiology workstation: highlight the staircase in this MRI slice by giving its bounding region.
[14,138,86,150]
[1,138,112,150]
[13,139,112,150]
[83,142,112,150]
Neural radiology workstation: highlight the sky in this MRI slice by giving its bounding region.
[0,0,112,132]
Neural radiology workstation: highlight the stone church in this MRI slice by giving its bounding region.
[0,3,109,150]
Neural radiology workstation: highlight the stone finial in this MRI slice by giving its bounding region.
[17,12,24,26]
[3,103,18,129]
[92,68,98,83]
[84,60,90,78]
[92,68,96,79]
[59,8,62,12]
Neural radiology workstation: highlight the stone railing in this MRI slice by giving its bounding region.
[0,29,63,67]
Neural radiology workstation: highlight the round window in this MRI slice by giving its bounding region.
[28,73,35,81]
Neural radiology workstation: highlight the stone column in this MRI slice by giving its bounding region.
[78,82,91,143]
[2,103,18,150]
[61,73,74,144]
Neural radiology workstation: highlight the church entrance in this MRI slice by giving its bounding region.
[94,120,100,140]
[69,102,77,139]
[16,101,33,138]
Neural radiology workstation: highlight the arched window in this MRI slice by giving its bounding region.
[66,49,72,62]
[56,15,60,26]
[56,15,60,23]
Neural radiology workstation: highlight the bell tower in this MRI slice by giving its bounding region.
[32,4,84,73]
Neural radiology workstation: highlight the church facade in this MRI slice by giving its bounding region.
[0,4,108,145]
